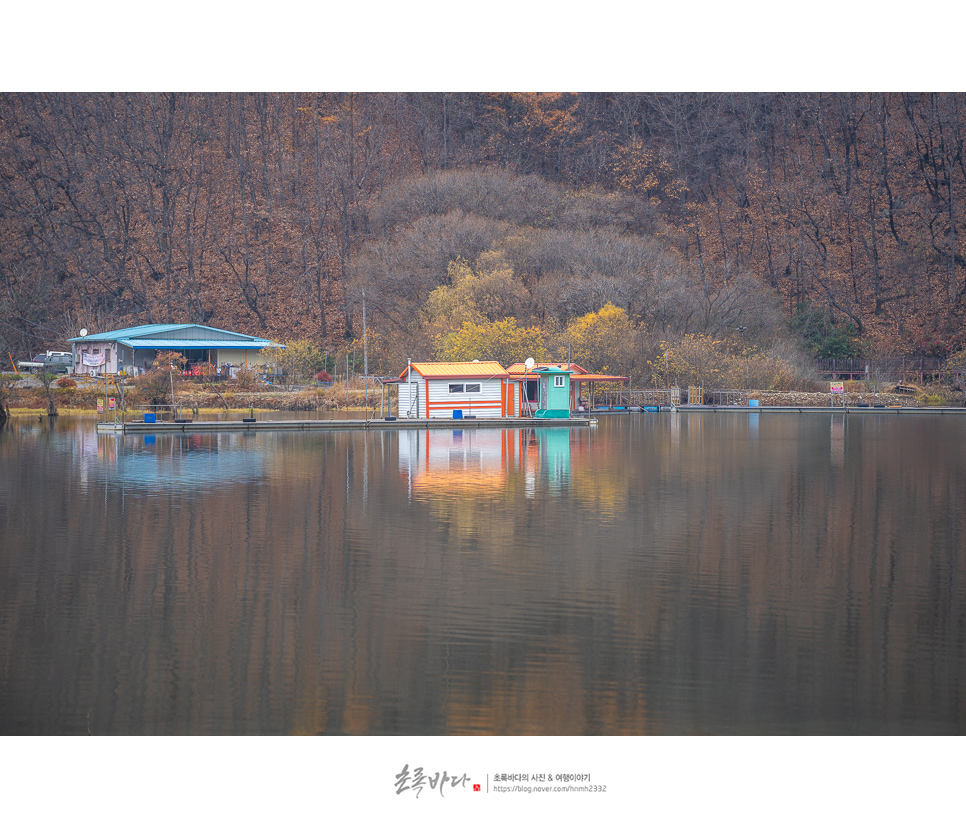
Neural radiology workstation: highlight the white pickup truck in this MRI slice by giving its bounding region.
[17,351,74,374]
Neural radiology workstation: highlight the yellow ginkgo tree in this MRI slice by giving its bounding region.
[562,303,640,376]
[423,252,529,334]
[436,318,548,369]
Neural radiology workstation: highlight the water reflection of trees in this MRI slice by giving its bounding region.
[2,417,964,734]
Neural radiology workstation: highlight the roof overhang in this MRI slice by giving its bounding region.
[570,374,630,383]
[398,373,511,380]
[68,323,280,346]
[507,371,628,383]
[397,362,510,380]
[114,339,279,350]
[505,362,589,375]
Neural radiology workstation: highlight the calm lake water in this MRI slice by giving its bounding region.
[1,412,964,735]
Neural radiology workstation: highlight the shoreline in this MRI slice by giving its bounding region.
[5,383,957,417]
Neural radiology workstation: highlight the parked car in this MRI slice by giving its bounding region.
[17,351,74,374]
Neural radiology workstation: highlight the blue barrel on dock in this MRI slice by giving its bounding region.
[452,409,463,419]
[144,413,156,423]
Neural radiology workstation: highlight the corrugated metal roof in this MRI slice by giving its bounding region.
[68,323,276,344]
[68,324,174,342]
[116,339,278,350]
[569,373,630,382]
[399,361,509,379]
[505,362,588,375]
[504,361,626,382]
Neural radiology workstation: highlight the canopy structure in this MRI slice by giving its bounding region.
[505,361,629,413]
[111,339,277,350]
[504,361,629,384]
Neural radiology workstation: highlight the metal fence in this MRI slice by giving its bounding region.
[593,389,672,409]
[705,389,748,406]
[814,356,950,384]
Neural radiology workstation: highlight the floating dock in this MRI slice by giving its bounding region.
[95,405,966,433]
[95,416,597,434]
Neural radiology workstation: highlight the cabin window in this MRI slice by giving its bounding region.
[465,383,481,393]
[553,375,566,387]
[449,383,464,393]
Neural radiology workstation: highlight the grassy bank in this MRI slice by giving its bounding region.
[4,376,959,415]
[6,382,393,415]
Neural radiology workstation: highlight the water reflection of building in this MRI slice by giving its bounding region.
[399,429,514,498]
[91,432,266,491]
[530,428,571,496]
[397,428,572,499]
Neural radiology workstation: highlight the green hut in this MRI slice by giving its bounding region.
[534,366,573,418]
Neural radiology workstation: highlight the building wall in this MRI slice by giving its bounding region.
[426,378,505,418]
[74,342,118,375]
[397,373,519,419]
[505,379,521,416]
[398,371,424,418]
[218,348,264,369]
[535,371,572,417]
[131,349,155,372]
[75,345,269,375]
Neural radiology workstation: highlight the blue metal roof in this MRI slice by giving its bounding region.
[68,324,281,346]
[115,339,278,350]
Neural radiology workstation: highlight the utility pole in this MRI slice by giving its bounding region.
[737,326,748,388]
[362,287,368,377]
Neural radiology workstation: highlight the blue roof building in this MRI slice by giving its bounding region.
[68,324,282,375]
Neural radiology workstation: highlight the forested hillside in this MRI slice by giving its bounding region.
[2,93,964,383]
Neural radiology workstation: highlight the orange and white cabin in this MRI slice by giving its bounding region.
[397,361,521,419]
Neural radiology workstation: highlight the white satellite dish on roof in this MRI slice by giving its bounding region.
[524,357,535,370]
[79,328,88,337]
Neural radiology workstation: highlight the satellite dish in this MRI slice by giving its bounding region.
[79,328,88,337]
[524,357,535,370]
